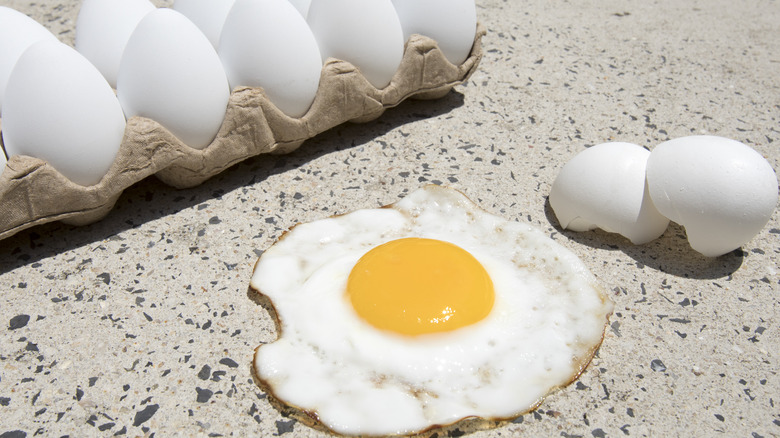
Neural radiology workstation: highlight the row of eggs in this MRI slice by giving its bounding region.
[0,0,477,186]
[549,135,778,257]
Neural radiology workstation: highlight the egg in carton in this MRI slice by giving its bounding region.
[0,24,485,242]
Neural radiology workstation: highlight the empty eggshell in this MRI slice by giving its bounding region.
[307,0,404,89]
[172,0,236,49]
[549,142,670,244]
[219,0,322,118]
[75,0,156,88]
[0,6,57,113]
[117,8,231,150]
[1,40,126,187]
[646,135,779,257]
[391,0,476,65]
[0,147,6,173]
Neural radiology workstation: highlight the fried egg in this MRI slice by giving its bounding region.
[250,185,612,436]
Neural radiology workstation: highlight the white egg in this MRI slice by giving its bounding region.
[549,142,669,244]
[1,40,126,187]
[0,6,57,113]
[172,0,236,49]
[307,0,404,89]
[75,0,156,88]
[219,0,322,118]
[117,8,230,150]
[646,135,779,257]
[251,186,612,436]
[287,0,311,18]
[391,0,476,65]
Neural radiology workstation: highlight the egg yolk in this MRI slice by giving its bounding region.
[347,238,494,336]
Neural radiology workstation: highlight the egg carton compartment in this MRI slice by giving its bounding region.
[0,25,484,242]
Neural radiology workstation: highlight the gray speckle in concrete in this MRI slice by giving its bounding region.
[650,359,667,372]
[196,388,214,404]
[276,419,296,435]
[219,358,239,369]
[198,365,212,381]
[7,314,29,330]
[133,404,159,427]
[1,0,779,437]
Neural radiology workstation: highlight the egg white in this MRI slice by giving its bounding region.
[251,185,612,436]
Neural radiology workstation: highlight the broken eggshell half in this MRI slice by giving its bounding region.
[646,135,778,257]
[549,142,669,245]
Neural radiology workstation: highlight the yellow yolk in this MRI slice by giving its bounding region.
[347,238,494,336]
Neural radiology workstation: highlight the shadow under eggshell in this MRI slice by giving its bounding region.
[0,25,485,242]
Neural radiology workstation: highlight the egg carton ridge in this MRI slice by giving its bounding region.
[0,24,485,242]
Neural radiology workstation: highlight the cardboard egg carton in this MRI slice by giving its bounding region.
[0,25,484,242]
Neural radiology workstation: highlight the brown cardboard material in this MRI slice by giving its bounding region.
[0,25,484,241]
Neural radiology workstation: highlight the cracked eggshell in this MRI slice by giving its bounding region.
[219,0,321,117]
[549,142,669,244]
[391,0,476,66]
[75,0,156,88]
[172,0,236,49]
[2,40,126,187]
[646,135,779,257]
[0,6,57,113]
[117,8,230,150]
[307,0,404,89]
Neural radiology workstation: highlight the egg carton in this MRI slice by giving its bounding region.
[0,25,485,242]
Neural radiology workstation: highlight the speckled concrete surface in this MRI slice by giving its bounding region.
[1,0,778,437]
